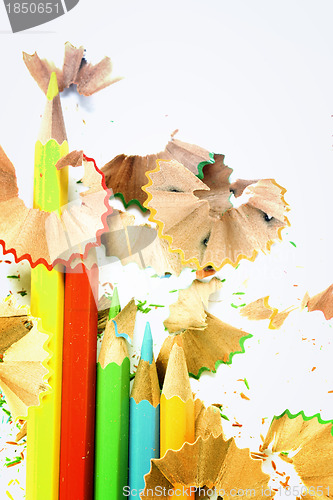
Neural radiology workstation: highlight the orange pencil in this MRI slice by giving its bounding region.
[59,260,98,499]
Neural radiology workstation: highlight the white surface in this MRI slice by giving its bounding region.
[0,1,332,498]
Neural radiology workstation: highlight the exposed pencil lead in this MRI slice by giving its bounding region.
[46,72,59,100]
[140,322,153,364]
[109,287,121,320]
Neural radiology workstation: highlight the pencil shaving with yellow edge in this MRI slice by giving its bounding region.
[143,159,289,270]
[240,296,296,329]
[102,132,214,208]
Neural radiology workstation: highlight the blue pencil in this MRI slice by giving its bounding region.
[128,322,160,497]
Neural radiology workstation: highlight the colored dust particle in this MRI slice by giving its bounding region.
[220,413,229,421]
[2,408,11,419]
[17,291,27,297]
[136,300,165,313]
[6,275,19,279]
[233,292,245,295]
[289,241,297,247]
[6,456,22,467]
[244,378,250,390]
[231,303,246,308]
[1,391,12,421]
[136,300,151,313]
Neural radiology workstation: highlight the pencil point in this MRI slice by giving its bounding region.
[162,343,192,401]
[46,72,59,101]
[141,322,153,363]
[109,287,121,320]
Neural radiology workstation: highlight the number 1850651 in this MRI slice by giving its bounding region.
[5,2,60,14]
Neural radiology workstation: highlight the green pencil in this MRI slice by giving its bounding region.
[94,289,136,499]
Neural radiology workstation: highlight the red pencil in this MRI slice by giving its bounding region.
[59,260,98,499]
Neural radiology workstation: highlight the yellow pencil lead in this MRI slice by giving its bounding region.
[46,72,59,101]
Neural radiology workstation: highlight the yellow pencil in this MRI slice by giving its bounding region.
[160,343,195,499]
[27,72,68,500]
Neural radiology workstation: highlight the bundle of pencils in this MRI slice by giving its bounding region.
[23,43,120,500]
[26,70,105,500]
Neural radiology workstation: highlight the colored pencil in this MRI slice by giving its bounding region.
[27,72,68,500]
[129,322,160,496]
[59,259,98,499]
[160,343,195,499]
[94,288,130,499]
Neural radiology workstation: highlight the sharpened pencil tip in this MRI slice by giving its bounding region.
[46,72,59,101]
[109,287,121,320]
[141,322,153,363]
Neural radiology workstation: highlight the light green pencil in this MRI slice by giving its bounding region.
[94,289,136,498]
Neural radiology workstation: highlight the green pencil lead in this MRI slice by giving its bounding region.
[220,413,229,421]
[109,287,121,320]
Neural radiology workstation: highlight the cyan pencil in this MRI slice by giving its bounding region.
[129,322,160,496]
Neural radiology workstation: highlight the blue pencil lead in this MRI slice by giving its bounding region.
[141,322,153,363]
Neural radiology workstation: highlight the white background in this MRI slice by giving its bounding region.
[0,1,332,497]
